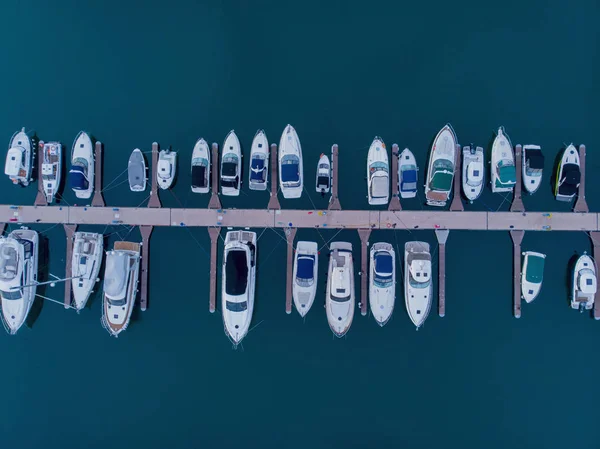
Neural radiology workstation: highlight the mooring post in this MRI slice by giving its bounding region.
[510,230,524,318]
[435,229,449,317]
[329,144,342,210]
[574,144,589,213]
[388,144,401,211]
[91,141,105,207]
[267,144,281,210]
[510,144,525,212]
[208,143,222,209]
[148,142,161,208]
[63,224,77,309]
[449,144,463,211]
[358,228,371,316]
[285,227,297,314]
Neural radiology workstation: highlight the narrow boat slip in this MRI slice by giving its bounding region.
[220,130,242,196]
[404,241,432,329]
[70,131,94,199]
[326,242,355,337]
[522,145,543,194]
[191,138,210,194]
[128,149,147,192]
[292,240,318,317]
[571,253,596,312]
[367,137,389,206]
[425,125,457,207]
[5,127,33,187]
[157,148,177,190]
[521,251,545,303]
[249,130,269,191]
[71,232,103,311]
[41,141,62,203]
[278,124,303,199]
[555,144,581,202]
[369,242,395,326]
[315,153,330,195]
[461,145,484,202]
[398,148,417,199]
[491,127,516,193]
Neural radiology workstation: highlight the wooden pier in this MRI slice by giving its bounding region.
[388,144,401,211]
[358,228,371,316]
[148,142,161,208]
[435,229,449,317]
[267,144,280,210]
[208,143,221,209]
[63,224,77,308]
[510,145,525,212]
[510,230,524,318]
[139,226,153,311]
[208,227,220,313]
[590,231,600,320]
[449,145,463,212]
[285,227,297,314]
[574,145,589,213]
[34,142,47,207]
[91,142,105,207]
[329,144,341,210]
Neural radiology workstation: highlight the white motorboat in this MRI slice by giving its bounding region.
[41,141,62,203]
[404,241,432,329]
[315,153,331,195]
[5,128,33,186]
[367,137,389,206]
[221,130,242,196]
[191,138,210,194]
[157,148,177,190]
[522,145,544,194]
[128,149,146,192]
[425,125,457,207]
[69,131,94,199]
[222,230,257,345]
[555,144,580,202]
[571,252,596,312]
[101,241,141,337]
[71,232,103,311]
[462,145,484,202]
[398,148,418,199]
[521,251,545,303]
[325,242,355,337]
[490,127,516,193]
[248,130,269,191]
[292,241,318,317]
[278,124,303,199]
[0,228,39,335]
[369,242,395,326]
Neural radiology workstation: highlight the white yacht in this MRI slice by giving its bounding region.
[101,241,141,337]
[521,251,545,303]
[325,242,355,337]
[491,127,516,193]
[315,153,331,195]
[292,241,318,317]
[222,230,257,345]
[128,149,146,192]
[522,145,544,194]
[555,144,581,202]
[0,228,39,335]
[248,130,269,191]
[367,137,389,206]
[41,141,62,203]
[369,242,395,326]
[220,131,242,196]
[571,252,596,312]
[278,124,303,199]
[404,241,432,329]
[191,138,210,193]
[425,125,457,207]
[71,232,103,311]
[69,131,94,199]
[462,145,484,202]
[5,127,33,186]
[398,148,418,199]
[157,148,177,190]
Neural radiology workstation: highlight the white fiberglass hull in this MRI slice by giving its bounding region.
[521,251,545,303]
[71,131,94,199]
[71,232,103,311]
[42,142,62,203]
[315,154,331,194]
[399,148,417,199]
[555,144,580,202]
[462,146,484,202]
[278,124,303,199]
[325,242,354,337]
[369,243,395,326]
[425,125,457,207]
[248,130,269,191]
[367,137,389,206]
[292,241,318,317]
[128,149,147,192]
[404,241,432,329]
[157,150,177,190]
[221,131,241,196]
[571,254,596,311]
[522,145,542,194]
[5,128,33,186]
[191,138,210,194]
[491,127,515,193]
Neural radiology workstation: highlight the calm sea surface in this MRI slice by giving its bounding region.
[0,1,599,448]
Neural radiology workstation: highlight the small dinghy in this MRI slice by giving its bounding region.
[491,127,516,193]
[425,125,457,207]
[369,242,395,326]
[367,137,389,206]
[521,251,545,303]
[462,145,484,202]
[398,148,417,199]
[292,241,318,317]
[5,127,33,186]
[555,144,580,202]
[41,141,62,203]
[128,149,146,192]
[220,130,242,196]
[522,145,544,194]
[157,148,177,190]
[315,153,331,196]
[191,138,210,194]
[69,131,94,199]
[71,232,103,311]
[571,252,596,312]
[248,130,269,191]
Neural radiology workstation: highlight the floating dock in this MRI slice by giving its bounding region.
[510,145,525,212]
[328,144,341,210]
[358,228,371,316]
[148,143,161,208]
[92,141,105,207]
[449,145,463,212]
[285,227,297,314]
[510,230,524,318]
[139,225,152,311]
[574,144,589,213]
[63,224,77,308]
[388,144,401,211]
[208,227,220,313]
[208,143,221,209]
[435,229,449,317]
[34,143,47,207]
[268,144,280,210]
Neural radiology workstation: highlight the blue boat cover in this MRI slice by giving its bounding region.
[69,166,88,190]
[375,252,393,275]
[297,255,315,280]
[250,158,265,181]
[281,163,299,182]
[403,170,417,183]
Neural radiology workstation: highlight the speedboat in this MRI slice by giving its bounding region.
[101,241,141,337]
[522,145,544,194]
[315,153,331,195]
[292,241,318,317]
[71,232,103,312]
[0,228,38,335]
[278,124,303,199]
[425,124,457,207]
[191,138,210,193]
[220,130,242,196]
[521,251,545,303]
[222,230,257,345]
[157,148,177,190]
[5,127,33,186]
[398,148,418,199]
[69,131,94,199]
[367,137,389,206]
[128,149,146,192]
[41,141,62,203]
[571,252,596,312]
[325,242,355,337]
[491,127,516,193]
[462,145,484,202]
[369,242,395,326]
[404,241,432,329]
[555,144,581,202]
[248,130,269,191]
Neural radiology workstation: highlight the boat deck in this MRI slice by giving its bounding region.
[114,241,141,253]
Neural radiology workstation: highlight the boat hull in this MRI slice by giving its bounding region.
[128,149,147,192]
[425,125,456,207]
[571,254,596,311]
[191,138,210,194]
[522,145,543,195]
[5,128,33,186]
[399,148,417,199]
[42,142,62,203]
[315,154,331,194]
[326,242,354,337]
[278,125,303,199]
[367,137,389,206]
[404,241,432,329]
[369,242,395,326]
[462,146,484,202]
[292,241,318,317]
[555,144,580,202]
[521,251,545,303]
[71,131,94,199]
[71,232,103,311]
[248,130,269,191]
[220,131,241,196]
[491,127,515,193]
[157,150,177,190]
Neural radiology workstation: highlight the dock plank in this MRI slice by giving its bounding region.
[91,141,105,207]
[208,143,222,209]
[275,210,377,229]
[388,144,401,211]
[510,230,524,318]
[139,226,153,311]
[70,207,171,226]
[574,144,589,213]
[358,229,371,316]
[435,229,449,317]
[510,145,525,212]
[267,144,281,210]
[488,212,597,231]
[449,144,464,211]
[34,141,47,206]
[285,228,297,314]
[63,224,77,309]
[381,211,487,230]
[328,144,341,210]
[208,227,220,313]
[148,142,161,208]
[172,208,274,228]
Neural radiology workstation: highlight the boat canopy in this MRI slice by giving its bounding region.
[467,162,484,186]
[281,155,300,183]
[157,160,171,179]
[69,166,89,190]
[5,147,24,176]
[578,269,597,294]
[430,159,453,192]
[374,252,393,276]
[401,168,417,191]
[560,164,581,195]
[225,249,248,296]
[527,149,544,169]
[496,161,516,187]
[317,175,330,189]
[250,158,266,182]
[221,161,238,178]
[104,253,128,299]
[128,153,145,188]
[370,175,388,198]
[296,255,315,281]
[0,243,19,282]
[525,255,545,284]
[192,165,207,188]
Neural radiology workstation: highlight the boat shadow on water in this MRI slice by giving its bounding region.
[25,234,50,329]
[550,145,567,195]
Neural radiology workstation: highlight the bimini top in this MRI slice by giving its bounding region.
[296,255,315,282]
[562,163,581,185]
[374,251,393,283]
[225,249,248,296]
[578,269,597,294]
[430,159,453,191]
[281,155,300,183]
[497,161,516,185]
[527,149,544,169]
[525,254,545,284]
[401,168,417,190]
[250,157,266,182]
[370,175,388,198]
[191,165,207,188]
[69,164,89,191]
[221,157,238,178]
[0,243,19,283]
[104,252,128,299]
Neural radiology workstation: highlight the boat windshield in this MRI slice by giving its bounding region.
[225,250,248,296]
[331,291,351,302]
[226,300,248,312]
[221,178,239,188]
[1,289,22,300]
[296,256,315,287]
[409,276,430,289]
[107,296,127,307]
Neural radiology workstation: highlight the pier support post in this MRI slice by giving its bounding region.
[449,144,464,211]
[435,229,449,317]
[139,225,153,311]
[574,145,589,213]
[510,230,524,318]
[285,227,297,314]
[388,144,401,211]
[34,141,47,206]
[91,141,105,207]
[358,228,371,316]
[208,227,220,313]
[590,231,600,320]
[510,144,525,212]
[148,142,161,208]
[267,144,281,210]
[328,144,342,210]
[63,224,77,309]
[208,143,221,209]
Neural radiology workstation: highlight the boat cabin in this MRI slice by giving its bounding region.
[191,159,208,189]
